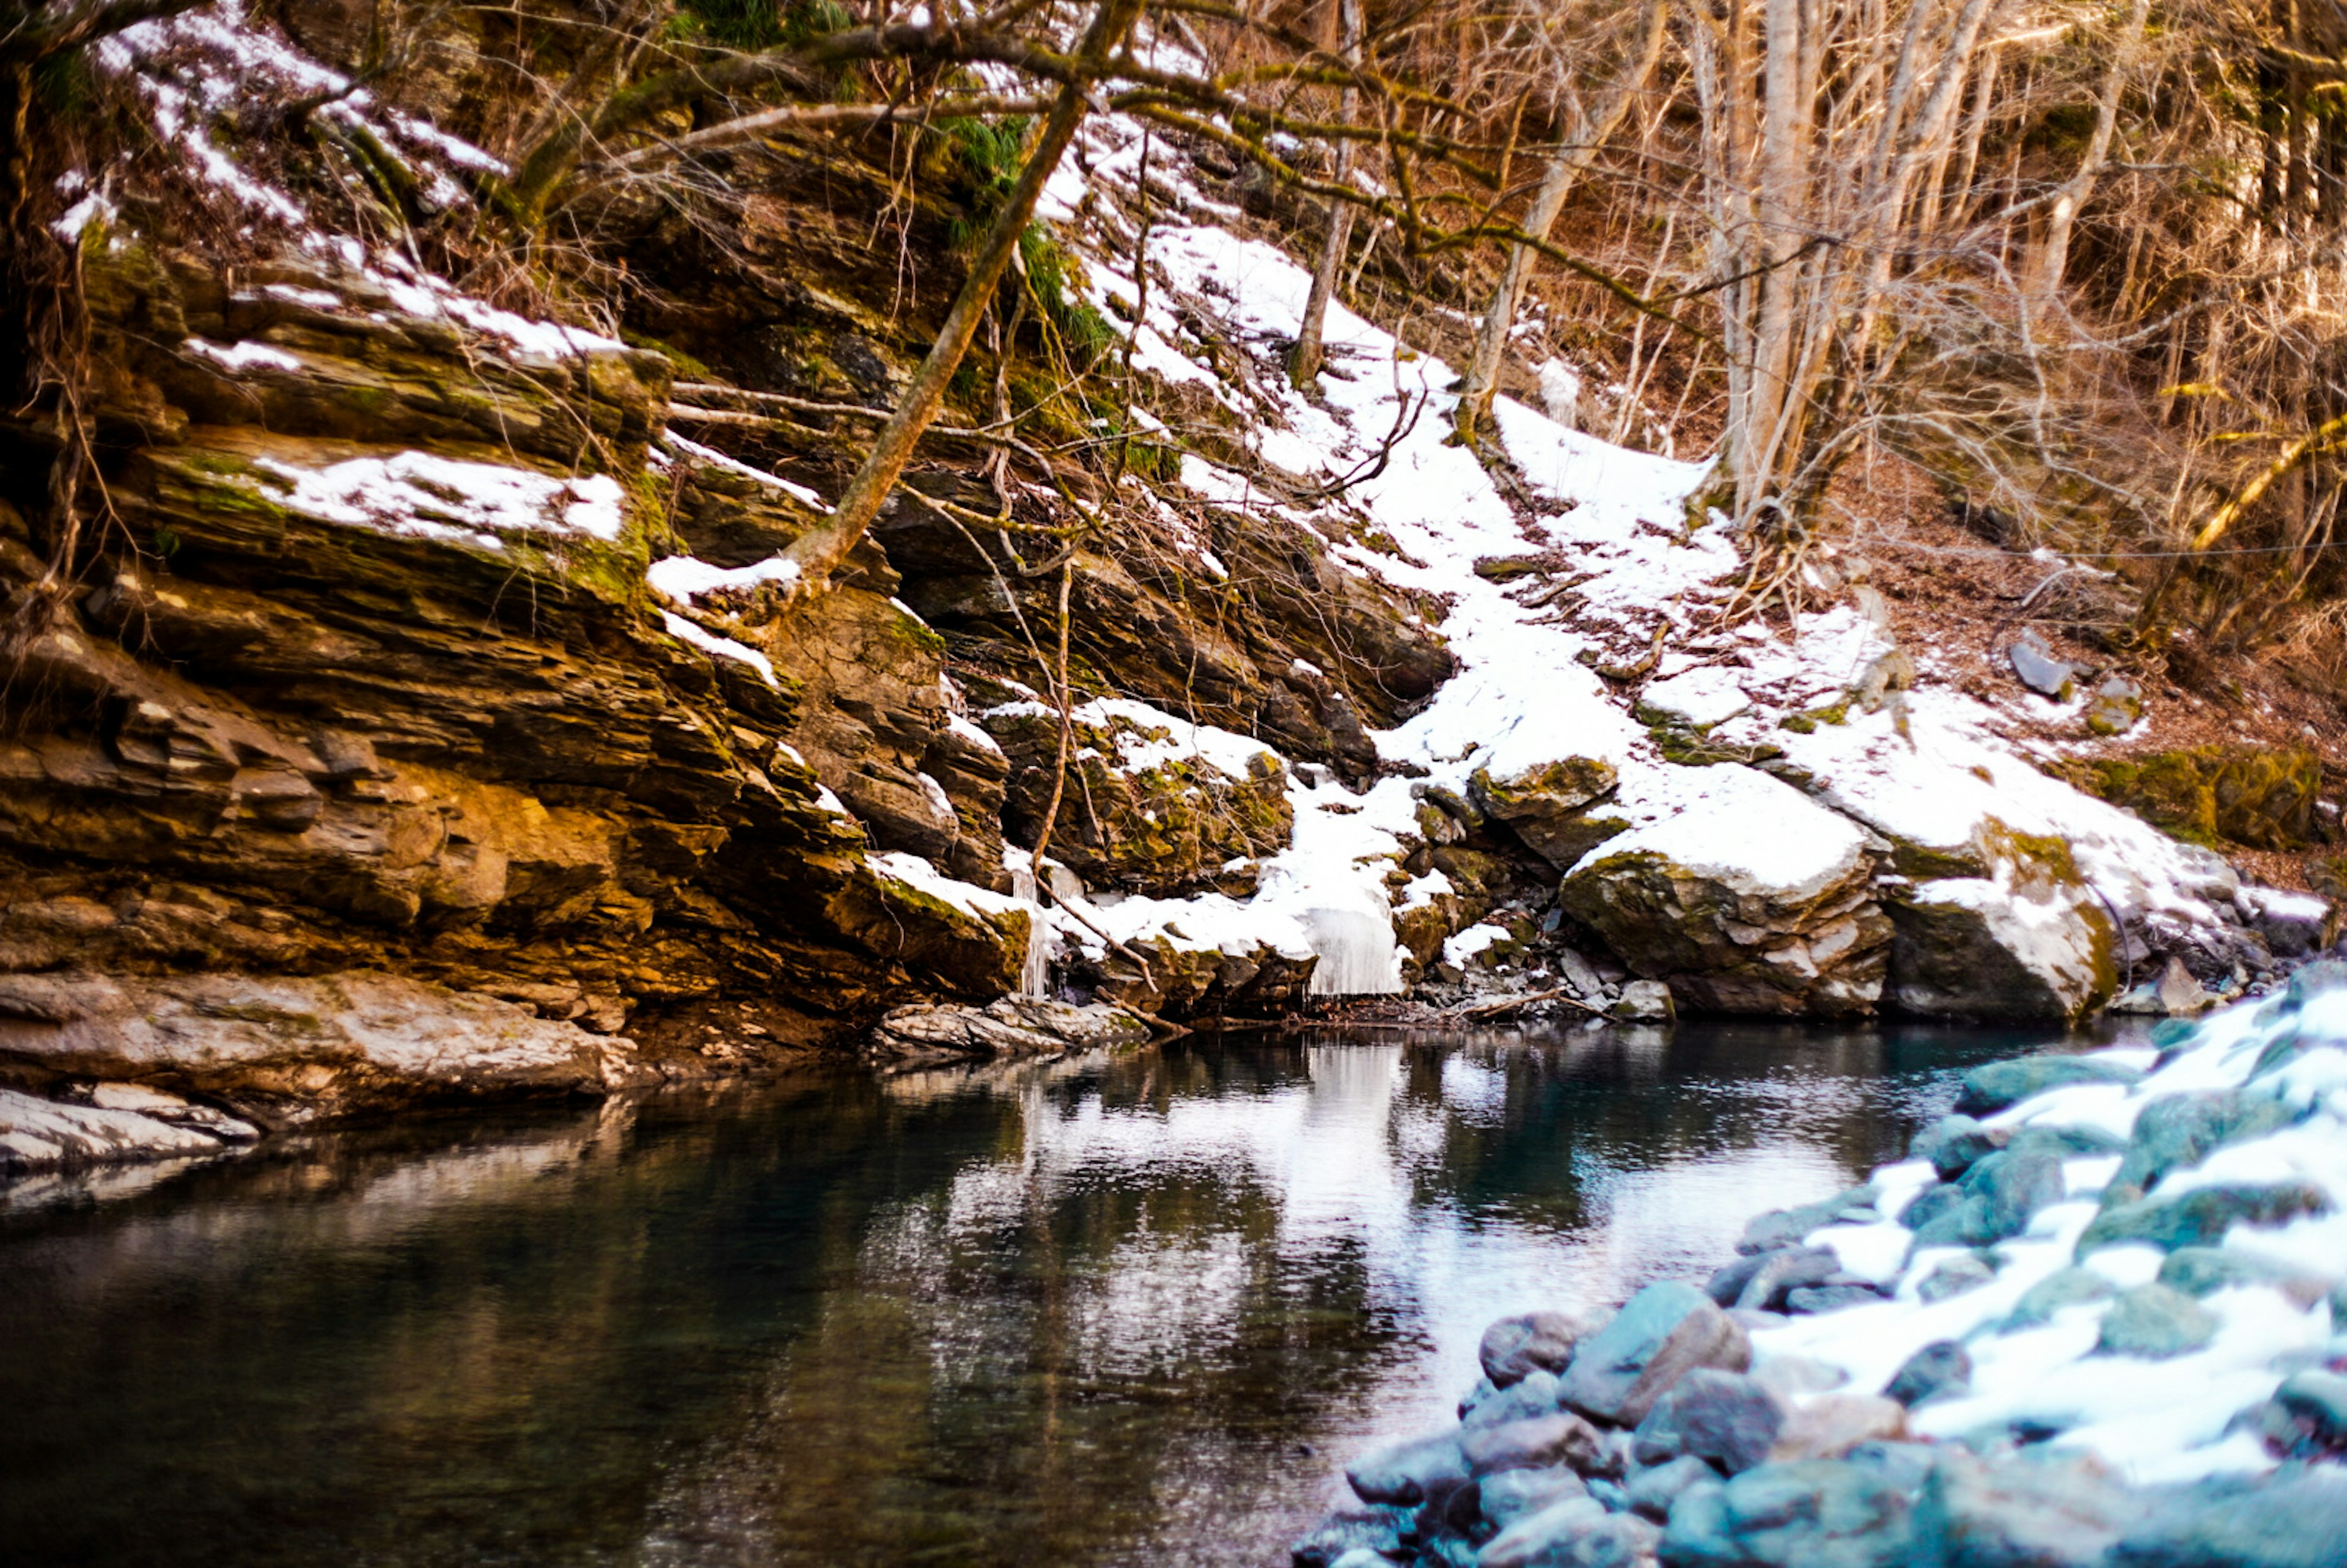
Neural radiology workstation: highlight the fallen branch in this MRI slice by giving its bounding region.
[1446,986,1603,1020]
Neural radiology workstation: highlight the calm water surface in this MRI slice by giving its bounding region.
[0,1021,2074,1567]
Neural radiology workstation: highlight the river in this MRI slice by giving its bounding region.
[0,1020,2073,1567]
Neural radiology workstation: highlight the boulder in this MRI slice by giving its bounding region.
[1464,1369,1567,1429]
[1766,1396,1909,1463]
[1659,1456,1915,1568]
[865,999,1150,1065]
[2111,1469,2347,1567]
[0,970,651,1129]
[2059,745,2324,853]
[1785,1284,1884,1315]
[0,1085,258,1176]
[1888,874,2117,1024]
[2002,1268,2114,1330]
[1558,766,1890,1016]
[1482,1311,1594,1388]
[2155,1247,2332,1308]
[1559,1283,1754,1428]
[1628,1455,1725,1522]
[1479,1496,1657,1568]
[1345,1431,1470,1507]
[1910,1115,2008,1182]
[1916,1255,1997,1302]
[2103,1089,2299,1206]
[2273,1369,2347,1446]
[1288,1501,1414,1568]
[1471,757,1624,870]
[2077,1181,2331,1255]
[1953,1056,2141,1116]
[1882,1342,1971,1410]
[2094,1284,2218,1359]
[2008,638,2077,700]
[1463,1413,1607,1478]
[1477,1465,1590,1531]
[1912,1448,2134,1568]
[1706,1247,1841,1312]
[1631,1370,1787,1475]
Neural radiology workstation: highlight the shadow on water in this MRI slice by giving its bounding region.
[0,1019,2081,1568]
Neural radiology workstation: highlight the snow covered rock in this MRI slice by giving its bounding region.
[1887,835,2120,1022]
[1469,756,1624,870]
[1559,766,1890,1016]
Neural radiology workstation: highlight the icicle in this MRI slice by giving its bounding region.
[1301,904,1405,997]
[1008,857,1054,998]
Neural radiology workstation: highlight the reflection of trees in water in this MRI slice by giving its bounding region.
[0,1022,2059,1568]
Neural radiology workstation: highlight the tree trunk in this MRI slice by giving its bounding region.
[780,0,1144,595]
[1452,0,1666,439]
[1290,0,1365,387]
[2024,0,2148,300]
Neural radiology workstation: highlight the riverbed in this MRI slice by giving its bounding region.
[0,1022,2078,1567]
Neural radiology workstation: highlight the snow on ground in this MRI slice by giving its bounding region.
[1759,981,2347,1486]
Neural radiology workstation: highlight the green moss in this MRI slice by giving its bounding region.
[2051,746,2323,851]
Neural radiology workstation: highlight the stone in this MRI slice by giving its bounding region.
[1882,1341,1971,1409]
[2095,1283,2219,1359]
[1289,1501,1414,1567]
[2156,956,2212,1017]
[1911,1115,2009,1182]
[2111,1469,2347,1567]
[1912,1447,2134,1568]
[2007,637,2077,700]
[2274,1369,2347,1446]
[1888,874,2117,1024]
[2002,1267,2114,1329]
[1916,1254,1997,1303]
[1706,1247,1842,1311]
[1766,1395,1909,1463]
[1557,766,1892,1017]
[1901,1182,1969,1231]
[1463,1413,1608,1478]
[1628,1455,1724,1522]
[1958,1148,2067,1242]
[2085,676,2145,737]
[1659,1457,1915,1568]
[1464,1369,1567,1429]
[2103,1090,2299,1206]
[866,999,1150,1065]
[1482,1310,1593,1388]
[0,1086,259,1176]
[1784,1284,1884,1315]
[1739,1187,1876,1254]
[2061,746,2324,854]
[1477,1465,1591,1531]
[1470,757,1623,870]
[1611,980,1677,1021]
[1953,1056,2142,1116]
[1479,1496,1658,1568]
[2077,1181,2332,1255]
[1345,1430,1470,1507]
[1631,1369,1787,1475]
[2157,1247,2332,1308]
[1559,1283,1754,1429]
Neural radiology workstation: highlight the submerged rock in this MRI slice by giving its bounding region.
[865,998,1150,1065]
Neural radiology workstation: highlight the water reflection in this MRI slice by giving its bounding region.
[0,1021,2058,1567]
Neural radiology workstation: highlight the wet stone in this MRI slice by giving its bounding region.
[1911,1114,2008,1182]
[1626,1455,1722,1522]
[1784,1283,1884,1315]
[1482,1310,1590,1388]
[2155,1245,2331,1306]
[2274,1369,2347,1445]
[1914,1447,2134,1568]
[1557,1282,1754,1429]
[2095,1283,2218,1360]
[1631,1368,1785,1475]
[2112,1468,2347,1567]
[1882,1341,1971,1410]
[1917,1253,1997,1302]
[2003,1266,2114,1329]
[1659,1456,1915,1568]
[2078,1181,2332,1254]
[1766,1394,1909,1464]
[1463,1368,1565,1428]
[1475,1465,1589,1531]
[1954,1057,2140,1116]
[1463,1412,1606,1478]
[1345,1429,1469,1506]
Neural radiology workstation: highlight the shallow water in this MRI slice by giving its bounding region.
[0,1020,2071,1567]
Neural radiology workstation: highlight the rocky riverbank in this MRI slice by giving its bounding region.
[1295,970,2347,1567]
[4,3,2345,1184]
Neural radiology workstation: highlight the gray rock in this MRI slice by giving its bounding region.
[2001,1267,2114,1329]
[1659,1456,1915,1567]
[2007,638,2076,700]
[2274,1369,2347,1445]
[1288,1500,1413,1567]
[1739,1187,1875,1254]
[1482,1496,1658,1568]
[1917,1254,1997,1302]
[1345,1429,1469,1506]
[1463,1412,1607,1478]
[2155,956,2213,1018]
[1911,1446,2134,1568]
[2111,1468,2347,1567]
[1628,1456,1725,1522]
[1559,1283,1754,1428]
[1477,1465,1590,1531]
[1911,1194,2002,1250]
[1632,1369,1786,1475]
[2104,1089,2299,1206]
[1882,1341,1971,1409]
[1911,1115,2008,1182]
[1959,1148,2067,1242]
[2095,1283,2218,1359]
[1953,1057,2140,1116]
[1483,1310,1592,1388]
[2085,675,2143,736]
[1464,1368,1567,1428]
[2078,1181,2332,1254]
[2155,1246,2332,1307]
[1611,980,1677,1021]
[1767,1395,1910,1464]
[1785,1284,1884,1315]
[0,1085,259,1177]
[869,997,1152,1064]
[1707,1246,1841,1311]
[1901,1182,1969,1231]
